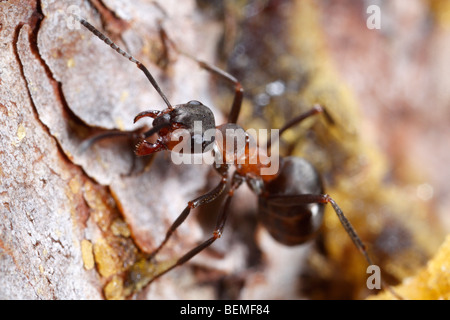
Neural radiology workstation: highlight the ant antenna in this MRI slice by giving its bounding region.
[72,14,173,110]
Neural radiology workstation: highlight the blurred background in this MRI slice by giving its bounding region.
[193,0,450,299]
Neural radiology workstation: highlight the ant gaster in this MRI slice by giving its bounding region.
[74,15,399,298]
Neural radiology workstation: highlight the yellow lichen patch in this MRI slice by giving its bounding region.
[69,176,81,194]
[429,0,450,28]
[115,117,125,131]
[12,122,27,146]
[104,275,125,300]
[83,180,108,212]
[67,57,75,68]
[371,235,450,300]
[17,123,26,141]
[119,90,129,103]
[83,180,112,232]
[65,175,82,203]
[110,218,131,238]
[93,237,122,278]
[81,239,95,270]
[80,181,139,297]
[124,257,177,295]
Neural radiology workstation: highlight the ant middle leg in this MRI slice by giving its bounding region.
[267,104,334,149]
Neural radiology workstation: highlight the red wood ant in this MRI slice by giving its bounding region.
[74,15,399,298]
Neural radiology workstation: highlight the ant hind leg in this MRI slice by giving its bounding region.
[266,193,404,299]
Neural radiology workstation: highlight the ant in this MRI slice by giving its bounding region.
[74,14,400,298]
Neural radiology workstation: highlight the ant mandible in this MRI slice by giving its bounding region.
[74,14,395,297]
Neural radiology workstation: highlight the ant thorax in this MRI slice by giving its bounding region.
[214,123,279,182]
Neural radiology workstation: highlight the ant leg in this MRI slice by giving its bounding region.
[267,104,334,149]
[278,105,334,137]
[78,129,140,154]
[265,193,403,299]
[196,61,244,124]
[78,128,147,176]
[148,172,243,284]
[149,173,229,259]
[78,108,165,155]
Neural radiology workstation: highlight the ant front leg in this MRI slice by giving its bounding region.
[148,164,230,259]
[149,179,227,259]
[77,127,148,176]
[147,170,243,284]
[78,129,141,154]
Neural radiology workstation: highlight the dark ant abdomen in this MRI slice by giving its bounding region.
[258,157,325,246]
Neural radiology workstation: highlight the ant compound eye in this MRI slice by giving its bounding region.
[187,100,202,106]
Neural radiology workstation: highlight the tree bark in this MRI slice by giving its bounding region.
[0,0,222,299]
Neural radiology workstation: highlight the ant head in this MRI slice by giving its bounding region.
[74,16,216,156]
[135,100,216,155]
